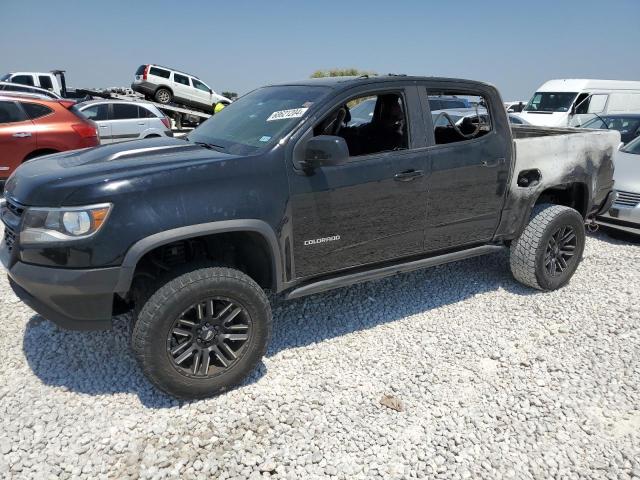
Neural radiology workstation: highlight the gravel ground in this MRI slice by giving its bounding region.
[0,230,639,480]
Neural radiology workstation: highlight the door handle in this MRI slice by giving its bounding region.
[481,158,504,167]
[137,123,145,126]
[12,132,32,138]
[394,169,424,182]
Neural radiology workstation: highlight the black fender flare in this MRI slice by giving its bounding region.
[114,219,283,294]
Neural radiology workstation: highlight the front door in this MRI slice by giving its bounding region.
[419,83,511,252]
[287,86,429,279]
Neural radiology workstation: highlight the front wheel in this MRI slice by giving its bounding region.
[510,204,586,290]
[132,267,272,399]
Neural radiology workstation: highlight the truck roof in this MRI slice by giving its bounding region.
[267,75,496,91]
[536,79,640,92]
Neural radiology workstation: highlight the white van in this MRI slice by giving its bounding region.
[518,79,640,127]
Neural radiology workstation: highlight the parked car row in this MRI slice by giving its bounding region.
[0,95,99,189]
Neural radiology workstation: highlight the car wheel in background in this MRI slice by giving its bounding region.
[154,88,172,104]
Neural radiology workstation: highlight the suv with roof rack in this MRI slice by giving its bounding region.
[131,64,231,113]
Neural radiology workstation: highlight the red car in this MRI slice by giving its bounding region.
[0,94,99,189]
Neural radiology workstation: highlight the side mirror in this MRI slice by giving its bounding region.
[304,135,349,168]
[570,105,576,116]
[209,88,213,94]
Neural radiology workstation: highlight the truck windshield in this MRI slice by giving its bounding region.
[524,92,578,112]
[187,85,331,155]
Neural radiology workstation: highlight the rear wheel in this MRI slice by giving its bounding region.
[510,204,586,290]
[154,88,172,104]
[132,266,272,399]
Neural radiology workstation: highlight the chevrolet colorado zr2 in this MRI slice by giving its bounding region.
[1,75,618,399]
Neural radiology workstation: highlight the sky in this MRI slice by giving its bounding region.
[2,0,639,102]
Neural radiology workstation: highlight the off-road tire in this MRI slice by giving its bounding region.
[510,204,585,291]
[131,267,271,399]
[154,88,172,104]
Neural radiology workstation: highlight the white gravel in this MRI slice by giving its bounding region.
[0,230,639,479]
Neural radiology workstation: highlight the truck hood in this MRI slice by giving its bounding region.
[3,137,238,207]
[517,111,568,127]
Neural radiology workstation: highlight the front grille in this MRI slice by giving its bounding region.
[614,190,640,208]
[5,199,24,217]
[3,227,16,251]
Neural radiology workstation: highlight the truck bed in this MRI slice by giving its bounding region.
[498,126,620,237]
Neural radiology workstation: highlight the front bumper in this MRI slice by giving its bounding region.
[1,241,119,330]
[596,191,640,235]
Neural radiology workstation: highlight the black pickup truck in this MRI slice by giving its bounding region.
[0,75,618,399]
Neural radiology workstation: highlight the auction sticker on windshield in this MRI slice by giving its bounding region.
[266,108,308,122]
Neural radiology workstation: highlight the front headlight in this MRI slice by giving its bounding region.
[21,203,112,244]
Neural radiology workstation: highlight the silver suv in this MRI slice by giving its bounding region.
[76,100,173,144]
[131,64,230,113]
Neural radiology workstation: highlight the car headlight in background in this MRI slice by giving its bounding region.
[20,204,112,244]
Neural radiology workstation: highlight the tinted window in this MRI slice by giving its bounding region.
[174,73,190,86]
[12,75,34,86]
[22,103,53,119]
[112,103,139,120]
[315,93,408,157]
[81,104,109,121]
[135,65,146,75]
[138,105,157,118]
[149,67,170,79]
[192,78,210,92]
[38,76,54,90]
[0,101,27,124]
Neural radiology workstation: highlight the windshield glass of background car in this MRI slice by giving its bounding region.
[621,135,640,155]
[187,85,331,155]
[524,92,578,112]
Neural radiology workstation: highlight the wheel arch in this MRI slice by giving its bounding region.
[23,148,60,162]
[115,220,283,294]
[154,85,174,97]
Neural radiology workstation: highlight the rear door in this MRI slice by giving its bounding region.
[0,100,36,175]
[419,81,511,252]
[110,103,145,142]
[172,73,192,106]
[80,103,111,143]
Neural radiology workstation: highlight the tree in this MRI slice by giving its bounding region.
[310,68,376,78]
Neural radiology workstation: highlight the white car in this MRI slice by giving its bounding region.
[76,100,173,144]
[131,64,230,113]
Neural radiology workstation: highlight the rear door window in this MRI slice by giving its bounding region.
[174,73,190,86]
[81,104,109,121]
[138,105,157,118]
[0,101,27,123]
[22,102,53,119]
[426,89,493,145]
[38,76,54,90]
[11,75,34,86]
[112,103,139,120]
[149,67,170,79]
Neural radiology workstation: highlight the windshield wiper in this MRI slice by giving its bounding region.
[194,141,225,150]
[183,137,225,150]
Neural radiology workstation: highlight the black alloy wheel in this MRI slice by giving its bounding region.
[167,298,252,378]
[544,225,577,276]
